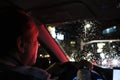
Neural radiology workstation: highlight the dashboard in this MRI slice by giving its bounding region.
[47,61,120,80]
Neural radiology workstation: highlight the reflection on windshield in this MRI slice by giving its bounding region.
[46,20,120,68]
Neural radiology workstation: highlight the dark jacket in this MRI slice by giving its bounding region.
[0,63,51,80]
[0,55,52,80]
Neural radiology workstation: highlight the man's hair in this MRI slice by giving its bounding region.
[0,7,34,56]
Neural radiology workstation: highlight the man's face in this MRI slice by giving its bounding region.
[23,20,40,65]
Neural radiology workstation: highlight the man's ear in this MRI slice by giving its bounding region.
[17,37,24,53]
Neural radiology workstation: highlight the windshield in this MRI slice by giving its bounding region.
[46,20,120,68]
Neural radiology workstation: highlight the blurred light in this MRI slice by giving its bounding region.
[97,43,105,53]
[39,54,43,57]
[69,58,75,61]
[56,33,64,40]
[44,54,50,58]
[113,26,117,29]
[102,26,117,34]
[110,41,113,43]
[97,48,103,53]
[84,24,91,28]
[97,43,105,49]
[87,58,91,61]
[112,59,119,66]
[97,78,103,80]
[113,45,115,48]
[67,55,75,61]
[87,53,91,57]
[106,29,110,33]
[70,41,76,45]
[39,54,50,58]
[106,55,109,58]
[102,59,107,65]
[100,53,105,59]
[47,26,56,38]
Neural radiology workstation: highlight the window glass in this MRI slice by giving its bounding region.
[46,20,120,68]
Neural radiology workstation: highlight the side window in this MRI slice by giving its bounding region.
[33,45,52,69]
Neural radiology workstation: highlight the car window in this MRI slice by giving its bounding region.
[34,45,53,69]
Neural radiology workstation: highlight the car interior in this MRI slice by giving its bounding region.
[0,0,120,80]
